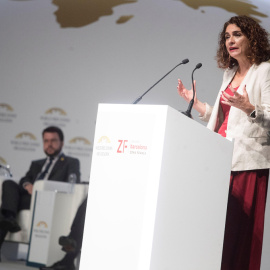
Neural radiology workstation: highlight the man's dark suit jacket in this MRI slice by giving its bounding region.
[19,153,81,186]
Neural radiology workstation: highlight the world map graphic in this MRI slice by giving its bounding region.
[52,0,267,27]
[10,0,268,28]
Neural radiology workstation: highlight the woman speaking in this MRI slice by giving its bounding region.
[177,15,270,270]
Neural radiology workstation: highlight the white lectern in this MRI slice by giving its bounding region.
[27,191,73,267]
[80,104,233,270]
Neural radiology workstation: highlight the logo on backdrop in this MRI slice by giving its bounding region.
[0,103,17,123]
[10,132,40,152]
[0,156,7,165]
[40,107,71,127]
[64,136,93,157]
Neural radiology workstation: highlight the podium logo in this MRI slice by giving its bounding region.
[117,140,148,155]
[117,140,128,153]
[36,221,48,228]
[96,136,113,156]
[33,221,50,239]
[98,136,111,143]
[11,131,40,152]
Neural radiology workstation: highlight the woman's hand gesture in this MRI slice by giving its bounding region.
[221,85,255,115]
[177,79,196,103]
[177,79,206,116]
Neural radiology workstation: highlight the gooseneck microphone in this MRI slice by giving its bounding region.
[182,63,202,118]
[132,59,189,104]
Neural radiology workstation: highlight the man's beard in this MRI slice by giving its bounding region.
[45,147,62,157]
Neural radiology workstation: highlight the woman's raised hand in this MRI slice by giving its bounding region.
[221,85,255,115]
[177,79,196,103]
[177,79,206,116]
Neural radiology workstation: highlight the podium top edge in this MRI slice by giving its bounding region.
[98,103,173,109]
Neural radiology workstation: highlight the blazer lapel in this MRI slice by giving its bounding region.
[35,159,47,180]
[226,65,255,138]
[237,64,255,95]
[207,67,237,131]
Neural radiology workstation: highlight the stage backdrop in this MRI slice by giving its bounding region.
[0,0,269,182]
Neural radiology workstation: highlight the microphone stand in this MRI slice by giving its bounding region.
[132,59,189,104]
[182,63,202,118]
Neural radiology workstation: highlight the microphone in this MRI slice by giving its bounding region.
[132,59,189,104]
[182,63,202,118]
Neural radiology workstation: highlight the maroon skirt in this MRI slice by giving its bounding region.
[221,169,269,270]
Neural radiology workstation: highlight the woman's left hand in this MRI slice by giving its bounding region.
[221,85,255,115]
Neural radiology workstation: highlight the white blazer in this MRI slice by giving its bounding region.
[200,62,270,171]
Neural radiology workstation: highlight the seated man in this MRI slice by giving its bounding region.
[0,126,80,251]
[40,197,87,270]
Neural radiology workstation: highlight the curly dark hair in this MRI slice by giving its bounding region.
[216,15,270,69]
